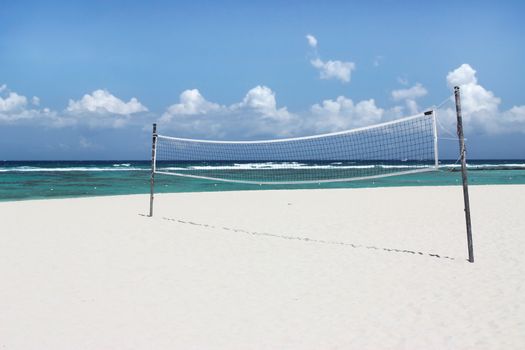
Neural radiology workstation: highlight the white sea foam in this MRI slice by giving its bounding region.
[161,162,525,171]
[441,163,525,170]
[380,165,430,169]
[160,167,188,171]
[181,162,376,171]
[1,162,524,173]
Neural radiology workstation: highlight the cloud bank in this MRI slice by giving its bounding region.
[67,89,147,115]
[1,63,525,138]
[160,86,297,139]
[0,87,148,128]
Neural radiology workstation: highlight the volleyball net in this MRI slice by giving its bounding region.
[153,110,438,185]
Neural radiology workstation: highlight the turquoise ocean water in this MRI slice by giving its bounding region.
[1,160,524,201]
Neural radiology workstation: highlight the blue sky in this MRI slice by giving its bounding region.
[1,0,524,160]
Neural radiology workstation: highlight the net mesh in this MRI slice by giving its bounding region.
[154,112,438,184]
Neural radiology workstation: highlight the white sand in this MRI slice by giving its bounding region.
[1,185,524,349]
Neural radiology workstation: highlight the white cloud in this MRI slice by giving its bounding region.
[429,63,525,134]
[0,91,28,113]
[310,58,355,83]
[391,83,428,115]
[160,86,297,138]
[162,89,222,119]
[305,35,356,83]
[0,86,147,128]
[0,85,40,124]
[64,89,148,128]
[67,89,147,115]
[306,34,318,48]
[447,63,477,87]
[443,64,513,133]
[3,63,525,136]
[446,64,500,117]
[159,89,226,136]
[233,85,293,121]
[160,86,394,138]
[391,83,428,101]
[501,106,525,131]
[404,100,419,115]
[310,96,384,132]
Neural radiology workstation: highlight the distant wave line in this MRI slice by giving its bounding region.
[1,162,524,173]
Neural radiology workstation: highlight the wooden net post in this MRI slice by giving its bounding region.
[454,86,474,263]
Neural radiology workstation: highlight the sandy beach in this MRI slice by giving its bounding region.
[1,185,524,349]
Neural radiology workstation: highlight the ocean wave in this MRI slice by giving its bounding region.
[182,162,377,170]
[160,167,189,171]
[380,165,430,169]
[1,162,524,173]
[441,163,525,170]
[165,162,525,171]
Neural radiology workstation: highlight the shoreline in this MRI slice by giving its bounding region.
[2,182,525,203]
